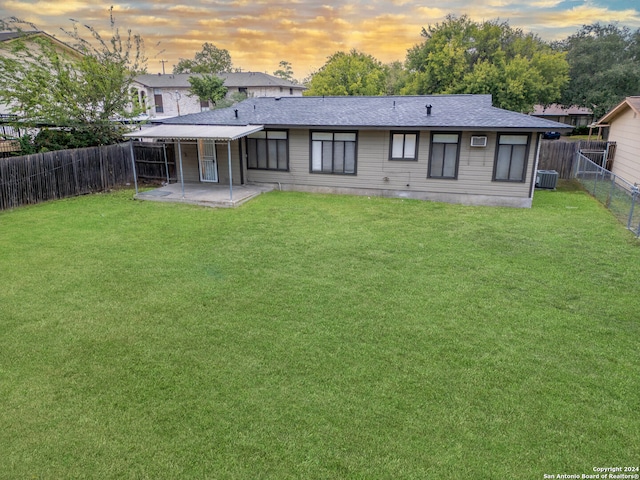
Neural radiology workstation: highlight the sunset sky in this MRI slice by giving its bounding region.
[1,0,639,79]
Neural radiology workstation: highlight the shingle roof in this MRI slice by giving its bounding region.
[135,72,305,90]
[159,95,571,131]
[532,104,593,116]
[0,30,82,57]
[0,31,30,42]
[597,96,640,125]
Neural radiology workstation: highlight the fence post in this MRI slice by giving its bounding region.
[129,140,138,195]
[162,143,170,184]
[606,174,616,208]
[99,146,106,190]
[628,185,638,230]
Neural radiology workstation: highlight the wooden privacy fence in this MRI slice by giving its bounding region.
[133,143,176,182]
[538,140,616,179]
[0,142,174,210]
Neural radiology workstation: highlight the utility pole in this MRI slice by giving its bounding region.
[159,59,167,74]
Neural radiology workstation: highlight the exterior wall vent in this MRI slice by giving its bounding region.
[470,136,487,147]
[536,170,559,189]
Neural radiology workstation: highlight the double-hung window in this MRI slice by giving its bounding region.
[493,134,530,182]
[428,133,460,179]
[311,131,357,174]
[389,132,418,161]
[247,130,288,171]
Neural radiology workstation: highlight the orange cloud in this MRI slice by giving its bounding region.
[3,0,88,16]
[2,0,639,79]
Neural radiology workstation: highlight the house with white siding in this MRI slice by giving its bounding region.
[0,30,84,116]
[596,97,640,185]
[133,72,305,120]
[126,94,570,208]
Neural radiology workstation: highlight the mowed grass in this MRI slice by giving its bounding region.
[0,185,638,479]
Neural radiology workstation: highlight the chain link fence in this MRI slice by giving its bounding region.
[573,152,640,236]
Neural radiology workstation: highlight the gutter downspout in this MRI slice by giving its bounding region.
[529,133,542,199]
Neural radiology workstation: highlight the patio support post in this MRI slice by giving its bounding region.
[227,140,233,202]
[129,139,138,195]
[162,143,170,184]
[177,139,185,199]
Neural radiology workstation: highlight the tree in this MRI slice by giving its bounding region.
[0,10,147,149]
[305,49,387,96]
[187,74,228,107]
[384,60,409,95]
[273,60,296,83]
[404,15,569,112]
[558,23,640,117]
[173,42,232,74]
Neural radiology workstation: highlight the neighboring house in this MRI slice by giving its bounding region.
[0,30,84,152]
[0,30,84,116]
[133,72,305,120]
[126,94,571,208]
[531,104,594,127]
[595,96,640,185]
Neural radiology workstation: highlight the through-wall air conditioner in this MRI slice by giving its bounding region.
[470,136,488,147]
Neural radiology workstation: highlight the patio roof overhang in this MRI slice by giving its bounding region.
[124,124,264,141]
[125,124,264,204]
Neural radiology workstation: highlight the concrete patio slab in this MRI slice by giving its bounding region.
[134,183,274,208]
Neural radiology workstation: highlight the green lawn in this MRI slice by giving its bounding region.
[1,186,638,479]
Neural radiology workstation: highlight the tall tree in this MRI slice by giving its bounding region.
[558,23,640,117]
[173,42,232,74]
[0,10,146,148]
[305,49,387,96]
[384,60,409,95]
[273,60,297,83]
[187,74,228,107]
[404,15,569,112]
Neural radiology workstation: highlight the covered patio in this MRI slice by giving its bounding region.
[125,123,266,208]
[134,182,274,208]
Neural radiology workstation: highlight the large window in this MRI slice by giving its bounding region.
[247,130,288,171]
[311,131,357,174]
[390,132,418,161]
[428,133,460,179]
[493,134,530,182]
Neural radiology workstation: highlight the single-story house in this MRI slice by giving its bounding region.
[531,104,593,127]
[133,72,306,120]
[595,96,640,185]
[126,94,571,208]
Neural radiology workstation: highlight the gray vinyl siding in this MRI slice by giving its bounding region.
[215,141,243,185]
[175,141,243,185]
[177,143,200,183]
[246,129,534,199]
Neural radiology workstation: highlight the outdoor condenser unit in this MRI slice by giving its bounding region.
[536,170,558,189]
